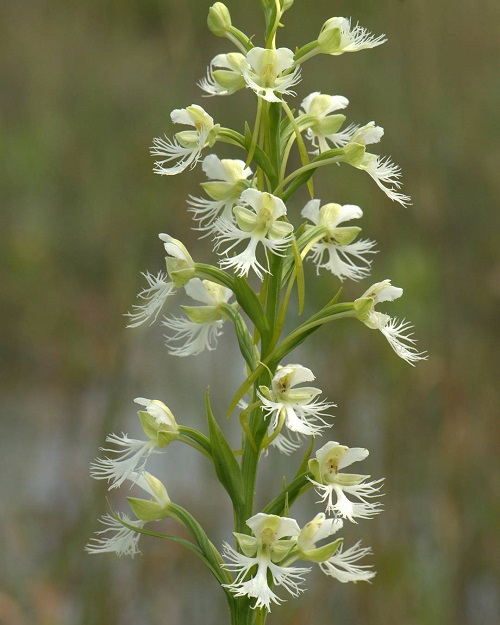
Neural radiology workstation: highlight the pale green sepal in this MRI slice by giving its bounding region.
[205,389,244,510]
[201,181,233,200]
[334,473,367,487]
[212,70,246,92]
[127,497,169,522]
[343,142,366,167]
[233,532,258,557]
[258,386,271,400]
[318,114,346,136]
[208,125,221,147]
[308,458,321,482]
[166,258,195,287]
[300,538,343,563]
[234,206,257,232]
[353,297,373,321]
[157,430,180,447]
[332,226,362,246]
[138,411,179,446]
[269,220,294,240]
[317,26,342,54]
[182,305,220,324]
[271,540,296,563]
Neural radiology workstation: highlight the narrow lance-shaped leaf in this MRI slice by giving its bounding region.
[205,389,244,510]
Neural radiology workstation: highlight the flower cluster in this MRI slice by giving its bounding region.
[89,2,426,623]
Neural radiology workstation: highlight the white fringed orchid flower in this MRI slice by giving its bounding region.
[214,188,293,279]
[222,513,310,611]
[308,441,384,522]
[86,472,170,556]
[90,398,179,489]
[125,235,195,327]
[344,122,412,207]
[242,47,301,102]
[300,92,356,152]
[151,105,219,176]
[258,364,334,454]
[199,52,247,96]
[354,279,427,364]
[301,199,376,281]
[318,17,387,56]
[188,155,253,234]
[162,278,233,356]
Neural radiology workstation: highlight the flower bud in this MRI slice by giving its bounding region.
[208,3,232,37]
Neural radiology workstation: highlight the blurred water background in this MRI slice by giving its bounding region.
[1,0,499,624]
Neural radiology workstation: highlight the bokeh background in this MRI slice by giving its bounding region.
[1,0,499,624]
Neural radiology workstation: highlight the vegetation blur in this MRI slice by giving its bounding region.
[1,0,499,624]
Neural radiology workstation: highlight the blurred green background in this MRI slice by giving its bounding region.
[1,0,499,624]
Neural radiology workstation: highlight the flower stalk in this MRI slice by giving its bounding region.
[88,2,425,624]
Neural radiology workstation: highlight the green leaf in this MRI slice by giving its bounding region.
[205,389,244,510]
[232,275,269,339]
[291,238,305,315]
[263,472,312,516]
[220,303,259,370]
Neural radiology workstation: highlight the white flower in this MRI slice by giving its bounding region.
[318,17,386,56]
[259,364,334,454]
[125,271,175,328]
[151,105,218,176]
[300,92,356,153]
[320,541,375,583]
[309,441,384,522]
[242,47,301,102]
[214,188,294,280]
[125,235,195,328]
[162,278,232,356]
[355,279,427,365]
[356,152,412,207]
[222,513,310,611]
[85,513,144,557]
[90,398,177,489]
[188,155,253,234]
[199,52,247,96]
[301,199,376,281]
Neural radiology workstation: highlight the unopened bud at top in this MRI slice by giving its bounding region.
[208,3,232,37]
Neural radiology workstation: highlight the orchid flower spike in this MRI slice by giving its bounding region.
[308,440,384,522]
[162,278,233,357]
[301,199,376,281]
[354,279,427,364]
[151,105,219,176]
